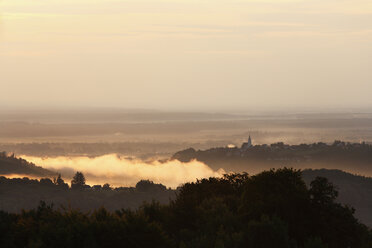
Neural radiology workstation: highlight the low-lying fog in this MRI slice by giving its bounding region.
[22,154,225,188]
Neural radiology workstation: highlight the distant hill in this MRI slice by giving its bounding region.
[171,141,372,175]
[0,152,56,177]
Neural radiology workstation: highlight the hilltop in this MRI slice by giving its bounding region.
[0,152,56,177]
[172,140,372,174]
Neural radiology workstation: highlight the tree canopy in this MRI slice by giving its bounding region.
[0,168,371,247]
[71,171,86,189]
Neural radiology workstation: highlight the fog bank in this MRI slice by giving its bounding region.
[22,155,225,188]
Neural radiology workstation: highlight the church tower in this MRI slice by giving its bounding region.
[241,135,253,151]
[248,135,252,147]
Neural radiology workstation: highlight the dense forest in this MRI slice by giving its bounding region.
[1,168,371,247]
[0,174,175,212]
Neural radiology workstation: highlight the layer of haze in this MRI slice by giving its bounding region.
[22,154,225,188]
[1,0,372,111]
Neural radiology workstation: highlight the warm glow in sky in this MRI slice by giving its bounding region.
[1,0,371,111]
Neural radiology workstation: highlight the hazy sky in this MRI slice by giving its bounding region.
[1,0,371,111]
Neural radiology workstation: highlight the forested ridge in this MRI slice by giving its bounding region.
[172,141,372,172]
[1,168,371,248]
[0,152,55,177]
[0,175,175,213]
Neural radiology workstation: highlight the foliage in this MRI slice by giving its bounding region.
[71,171,86,189]
[309,177,338,205]
[0,168,371,247]
[136,180,167,192]
[53,174,69,189]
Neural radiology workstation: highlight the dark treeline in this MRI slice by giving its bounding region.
[172,140,372,172]
[1,168,371,248]
[0,174,175,213]
[0,152,55,177]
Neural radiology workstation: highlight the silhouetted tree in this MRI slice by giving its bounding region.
[71,171,86,189]
[136,180,166,192]
[53,174,69,189]
[40,178,53,186]
[309,176,338,205]
[102,183,111,190]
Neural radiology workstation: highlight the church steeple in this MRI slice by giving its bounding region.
[241,135,253,151]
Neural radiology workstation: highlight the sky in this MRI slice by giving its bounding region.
[1,0,371,112]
